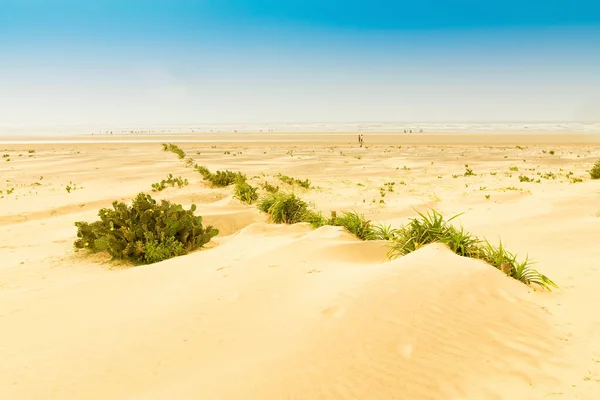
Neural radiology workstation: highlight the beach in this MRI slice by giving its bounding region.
[1,132,600,399]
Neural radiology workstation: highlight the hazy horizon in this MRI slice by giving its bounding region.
[1,1,600,127]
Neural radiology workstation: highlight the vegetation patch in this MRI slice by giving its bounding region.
[74,193,218,264]
[194,165,247,187]
[162,143,186,159]
[276,173,311,189]
[151,174,189,192]
[258,192,312,224]
[386,210,556,290]
[234,180,259,204]
[588,159,600,179]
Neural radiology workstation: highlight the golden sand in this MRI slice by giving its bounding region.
[1,133,599,399]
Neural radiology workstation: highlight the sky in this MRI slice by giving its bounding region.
[1,0,600,126]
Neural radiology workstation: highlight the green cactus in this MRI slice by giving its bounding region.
[74,193,218,264]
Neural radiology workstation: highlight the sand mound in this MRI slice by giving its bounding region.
[0,223,563,400]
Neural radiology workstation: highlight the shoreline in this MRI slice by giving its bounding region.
[2,132,600,146]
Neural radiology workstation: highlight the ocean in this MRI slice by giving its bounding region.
[0,121,599,137]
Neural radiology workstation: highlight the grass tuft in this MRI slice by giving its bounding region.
[386,209,556,290]
[588,159,600,179]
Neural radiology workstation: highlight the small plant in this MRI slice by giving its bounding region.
[386,210,556,290]
[485,194,490,199]
[195,165,212,179]
[262,181,279,193]
[588,159,600,179]
[571,177,583,183]
[519,175,533,182]
[331,211,373,240]
[209,170,246,187]
[195,165,246,187]
[151,174,189,192]
[549,150,555,155]
[162,143,186,159]
[369,222,400,240]
[65,181,79,193]
[276,173,311,188]
[540,172,556,180]
[234,181,259,204]
[74,193,218,264]
[509,166,519,171]
[464,165,475,176]
[258,192,310,224]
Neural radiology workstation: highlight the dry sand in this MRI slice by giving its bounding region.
[1,133,600,399]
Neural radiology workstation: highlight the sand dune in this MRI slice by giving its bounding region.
[1,135,600,399]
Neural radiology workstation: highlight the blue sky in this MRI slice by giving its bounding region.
[1,0,600,125]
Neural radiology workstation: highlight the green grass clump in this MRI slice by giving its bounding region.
[386,209,556,290]
[368,222,400,240]
[162,143,186,159]
[262,181,279,193]
[151,174,189,192]
[276,173,311,188]
[588,159,600,179]
[74,193,218,265]
[257,192,310,224]
[330,211,373,240]
[195,165,212,179]
[518,175,533,182]
[208,170,246,187]
[234,180,259,204]
[194,165,246,187]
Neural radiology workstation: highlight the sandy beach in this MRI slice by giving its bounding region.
[1,133,600,399]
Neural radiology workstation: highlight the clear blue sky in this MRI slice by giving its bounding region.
[1,0,600,125]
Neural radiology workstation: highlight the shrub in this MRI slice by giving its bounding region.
[195,165,246,187]
[386,209,556,290]
[74,193,218,264]
[369,222,400,240]
[331,211,373,240]
[518,175,533,182]
[262,181,279,193]
[276,173,311,188]
[234,181,259,204]
[208,170,246,187]
[162,143,186,159]
[151,174,189,192]
[588,159,600,179]
[195,165,212,179]
[257,192,310,224]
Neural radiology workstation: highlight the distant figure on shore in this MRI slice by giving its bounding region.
[359,134,364,147]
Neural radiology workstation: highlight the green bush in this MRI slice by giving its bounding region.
[276,173,311,188]
[386,210,556,290]
[74,193,218,264]
[208,170,246,187]
[195,165,212,179]
[588,159,600,179]
[331,211,373,240]
[195,165,246,187]
[262,181,279,193]
[257,192,310,224]
[162,143,186,159]
[151,174,189,192]
[234,181,259,204]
